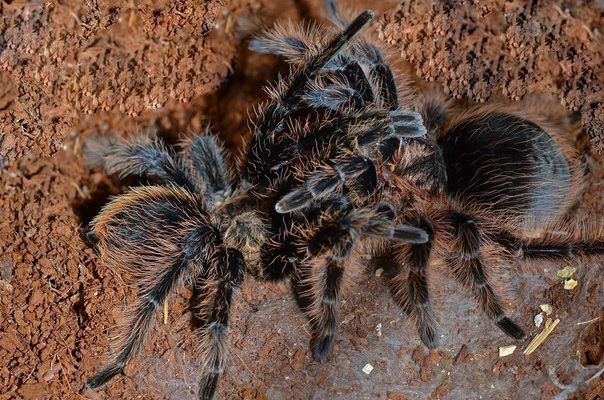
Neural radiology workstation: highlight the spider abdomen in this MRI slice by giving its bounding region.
[439,113,573,225]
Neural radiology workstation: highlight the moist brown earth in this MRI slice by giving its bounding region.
[1,1,603,399]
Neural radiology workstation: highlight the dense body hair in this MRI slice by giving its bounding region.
[83,2,603,399]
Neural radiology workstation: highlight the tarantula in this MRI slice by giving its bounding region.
[84,2,603,398]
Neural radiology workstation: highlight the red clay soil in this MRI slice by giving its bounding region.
[381,0,604,153]
[1,1,603,400]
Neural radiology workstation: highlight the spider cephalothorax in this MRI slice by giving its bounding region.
[84,1,603,399]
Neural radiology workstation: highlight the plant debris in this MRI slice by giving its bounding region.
[539,304,553,315]
[564,279,579,290]
[524,318,561,355]
[556,266,577,279]
[163,298,169,325]
[499,345,517,357]
[534,313,544,328]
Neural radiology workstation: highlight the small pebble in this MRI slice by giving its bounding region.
[375,268,384,277]
[375,323,382,337]
[362,363,374,375]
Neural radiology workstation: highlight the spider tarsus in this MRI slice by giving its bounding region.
[199,372,220,400]
[312,334,335,363]
[85,230,99,247]
[86,363,123,389]
[419,327,440,349]
[393,226,429,244]
[496,317,526,340]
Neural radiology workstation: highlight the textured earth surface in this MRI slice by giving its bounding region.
[0,1,602,399]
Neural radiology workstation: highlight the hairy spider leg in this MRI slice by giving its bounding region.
[187,135,233,206]
[389,216,439,348]
[84,134,196,192]
[294,203,428,361]
[86,188,221,388]
[196,248,245,400]
[446,213,525,340]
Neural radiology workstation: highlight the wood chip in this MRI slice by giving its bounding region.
[499,345,517,357]
[563,278,578,290]
[362,363,374,374]
[556,266,576,279]
[523,318,560,355]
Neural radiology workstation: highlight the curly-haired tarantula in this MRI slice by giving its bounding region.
[85,1,603,398]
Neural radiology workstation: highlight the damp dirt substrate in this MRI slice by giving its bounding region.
[1,1,603,399]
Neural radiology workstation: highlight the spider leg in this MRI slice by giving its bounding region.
[196,248,245,400]
[323,0,399,110]
[84,134,195,191]
[306,256,346,362]
[389,216,439,348]
[255,10,374,137]
[275,112,424,212]
[491,225,604,260]
[248,22,316,61]
[298,202,427,361]
[186,135,232,206]
[86,255,192,388]
[447,213,525,340]
[247,11,374,186]
[275,156,376,213]
[86,186,219,389]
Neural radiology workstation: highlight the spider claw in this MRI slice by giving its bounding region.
[312,334,335,363]
[497,317,526,340]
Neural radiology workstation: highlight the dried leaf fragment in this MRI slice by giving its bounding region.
[539,304,553,315]
[556,266,576,279]
[563,279,578,290]
[499,345,517,357]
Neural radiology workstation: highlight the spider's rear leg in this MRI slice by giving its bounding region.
[388,216,439,348]
[447,213,525,340]
[298,203,428,361]
[195,248,245,400]
[86,187,218,389]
